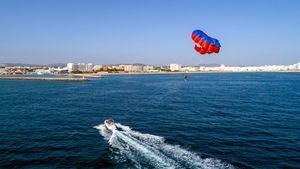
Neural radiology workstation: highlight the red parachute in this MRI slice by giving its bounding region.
[191,29,221,55]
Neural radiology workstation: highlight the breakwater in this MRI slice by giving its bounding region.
[71,74,104,78]
[0,77,89,81]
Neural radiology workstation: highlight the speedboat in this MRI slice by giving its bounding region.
[104,119,117,132]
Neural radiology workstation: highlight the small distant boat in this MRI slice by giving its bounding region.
[104,119,117,132]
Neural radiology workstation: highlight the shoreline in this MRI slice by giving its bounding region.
[101,70,300,76]
[1,71,299,79]
[0,77,89,81]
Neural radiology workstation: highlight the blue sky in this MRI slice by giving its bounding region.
[0,0,299,65]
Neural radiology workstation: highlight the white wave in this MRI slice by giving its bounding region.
[94,124,111,140]
[94,123,234,169]
[115,123,132,131]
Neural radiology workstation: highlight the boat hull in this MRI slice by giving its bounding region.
[104,119,117,132]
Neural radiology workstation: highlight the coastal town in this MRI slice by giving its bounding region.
[0,62,300,76]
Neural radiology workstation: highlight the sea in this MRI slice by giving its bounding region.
[0,73,299,169]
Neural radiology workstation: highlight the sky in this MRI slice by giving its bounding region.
[0,0,299,66]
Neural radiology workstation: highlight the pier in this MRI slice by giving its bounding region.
[0,77,90,81]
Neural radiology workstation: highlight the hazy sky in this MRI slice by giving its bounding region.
[0,0,299,65]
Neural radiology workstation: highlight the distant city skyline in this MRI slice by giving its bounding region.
[0,0,299,66]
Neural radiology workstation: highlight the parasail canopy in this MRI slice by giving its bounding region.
[191,29,221,55]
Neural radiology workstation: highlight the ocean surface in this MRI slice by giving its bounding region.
[0,73,299,169]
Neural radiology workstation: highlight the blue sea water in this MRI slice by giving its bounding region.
[0,73,299,169]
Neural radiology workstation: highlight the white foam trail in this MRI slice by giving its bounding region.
[114,130,178,168]
[94,124,234,169]
[157,144,234,169]
[116,123,165,144]
[115,123,132,131]
[94,125,111,140]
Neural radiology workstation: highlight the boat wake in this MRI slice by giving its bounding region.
[94,123,234,169]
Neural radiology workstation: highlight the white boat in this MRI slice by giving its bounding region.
[104,119,117,132]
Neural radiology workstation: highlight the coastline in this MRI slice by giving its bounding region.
[1,71,299,79]
[102,70,300,76]
[0,76,89,81]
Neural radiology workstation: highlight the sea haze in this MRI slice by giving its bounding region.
[0,73,299,168]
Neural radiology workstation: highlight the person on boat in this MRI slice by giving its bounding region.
[107,119,113,124]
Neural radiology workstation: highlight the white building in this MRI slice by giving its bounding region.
[181,66,200,72]
[296,63,300,69]
[124,65,143,72]
[289,62,300,70]
[0,68,7,74]
[67,63,75,72]
[143,65,154,72]
[67,63,93,72]
[170,64,181,71]
[201,63,300,72]
[35,68,51,74]
[78,63,93,72]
